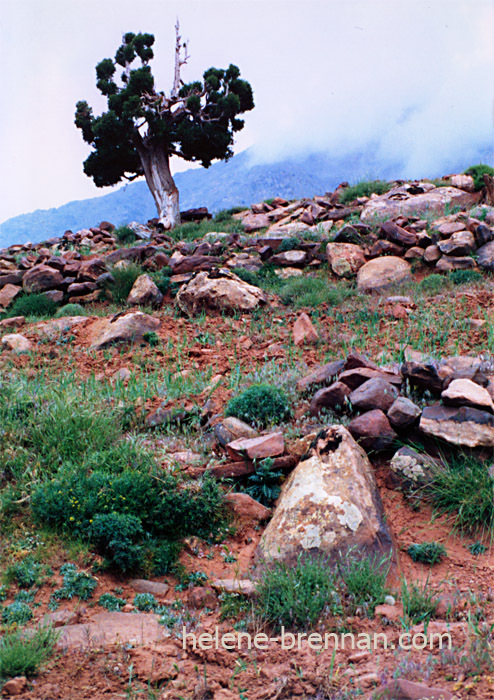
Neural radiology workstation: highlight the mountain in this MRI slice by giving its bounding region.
[1,146,492,248]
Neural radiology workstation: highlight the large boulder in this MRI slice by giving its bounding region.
[90,312,160,350]
[175,269,266,316]
[357,257,412,293]
[0,283,21,309]
[326,242,366,277]
[361,184,478,222]
[441,378,494,412]
[126,274,163,307]
[22,264,63,293]
[419,405,494,447]
[257,426,392,564]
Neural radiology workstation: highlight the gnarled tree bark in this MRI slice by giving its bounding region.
[134,137,180,229]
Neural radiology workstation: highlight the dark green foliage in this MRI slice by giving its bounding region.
[90,512,144,572]
[408,542,446,565]
[449,269,483,285]
[0,625,58,678]
[426,454,494,534]
[468,542,487,556]
[2,601,33,625]
[152,540,181,575]
[150,266,173,294]
[242,458,282,506]
[98,593,127,611]
[75,31,254,200]
[338,551,390,616]
[464,164,494,191]
[7,557,44,589]
[278,276,354,308]
[55,303,86,318]
[339,179,391,205]
[133,593,157,611]
[51,564,97,601]
[114,225,137,244]
[7,293,58,319]
[255,554,341,631]
[143,331,160,347]
[419,273,447,294]
[401,578,438,625]
[106,263,143,304]
[225,383,291,428]
[214,207,247,220]
[277,237,303,253]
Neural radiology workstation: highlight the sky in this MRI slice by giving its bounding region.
[0,0,493,224]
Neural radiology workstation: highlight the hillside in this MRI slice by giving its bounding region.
[2,144,492,248]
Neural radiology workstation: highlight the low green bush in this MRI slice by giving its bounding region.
[51,564,97,602]
[449,269,483,285]
[255,554,340,631]
[143,331,160,347]
[7,293,58,319]
[464,164,494,191]
[339,179,391,205]
[241,457,282,506]
[114,225,137,244]
[133,593,157,612]
[226,383,291,428]
[55,303,87,318]
[2,601,33,625]
[278,276,354,308]
[418,273,448,294]
[277,237,303,253]
[91,512,144,572]
[0,625,58,678]
[106,263,143,304]
[150,266,173,294]
[7,557,44,589]
[98,593,127,611]
[408,542,446,565]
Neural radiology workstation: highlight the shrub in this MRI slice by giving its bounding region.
[225,383,291,428]
[426,454,494,534]
[98,593,126,611]
[214,206,247,219]
[464,164,494,191]
[242,458,282,506]
[90,512,144,572]
[133,593,157,612]
[152,540,182,575]
[143,331,160,347]
[449,269,483,285]
[7,293,58,319]
[419,273,448,294]
[338,551,390,616]
[278,276,354,308]
[114,225,137,244]
[150,266,173,295]
[277,237,303,252]
[55,303,86,318]
[51,564,97,601]
[339,179,391,205]
[106,263,143,304]
[0,625,58,678]
[400,578,438,626]
[469,542,487,556]
[2,601,33,625]
[408,542,446,565]
[8,557,44,588]
[256,554,340,631]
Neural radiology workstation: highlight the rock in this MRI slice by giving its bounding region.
[226,432,284,460]
[126,274,163,307]
[450,174,475,192]
[129,579,170,596]
[401,361,443,394]
[175,269,266,316]
[77,258,108,281]
[145,405,191,428]
[44,289,64,304]
[442,378,494,412]
[423,244,441,263]
[42,610,79,628]
[369,240,403,257]
[67,281,97,296]
[404,246,424,260]
[188,587,217,609]
[344,352,378,371]
[22,264,63,292]
[420,405,494,447]
[387,397,422,428]
[437,231,475,256]
[293,312,319,345]
[374,604,403,623]
[309,382,351,416]
[339,367,402,391]
[0,283,21,308]
[224,493,271,521]
[389,446,435,487]
[1,676,27,696]
[379,678,453,700]
[90,312,160,350]
[434,220,466,236]
[357,257,412,293]
[0,316,25,329]
[349,378,398,413]
[436,255,476,271]
[296,360,345,392]
[474,223,494,248]
[361,184,478,222]
[477,240,494,271]
[56,612,167,648]
[1,333,32,352]
[326,242,365,277]
[348,410,397,451]
[242,213,270,233]
[214,417,257,447]
[381,221,417,247]
[270,250,308,266]
[257,426,392,564]
[210,579,256,596]
[112,367,132,382]
[34,316,86,340]
[171,254,222,275]
[274,267,304,279]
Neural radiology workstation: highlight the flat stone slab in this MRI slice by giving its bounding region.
[420,404,494,447]
[56,612,168,649]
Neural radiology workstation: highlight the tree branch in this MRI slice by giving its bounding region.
[171,19,190,98]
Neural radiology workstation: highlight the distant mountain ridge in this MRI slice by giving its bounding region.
[1,146,492,248]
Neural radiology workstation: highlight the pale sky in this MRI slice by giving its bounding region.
[1,0,493,223]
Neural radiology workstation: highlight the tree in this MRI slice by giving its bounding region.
[75,24,254,229]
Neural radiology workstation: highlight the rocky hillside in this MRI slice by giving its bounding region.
[2,169,494,699]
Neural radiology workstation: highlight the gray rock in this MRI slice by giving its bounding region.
[357,257,412,293]
[477,240,494,271]
[389,446,436,487]
[309,382,351,416]
[420,404,494,447]
[437,231,476,256]
[349,378,398,413]
[387,397,422,428]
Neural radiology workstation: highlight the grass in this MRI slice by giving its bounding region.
[338,179,391,205]
[168,211,244,242]
[337,550,390,616]
[3,293,58,319]
[0,625,58,679]
[277,275,355,309]
[408,542,446,565]
[105,263,144,304]
[400,577,439,627]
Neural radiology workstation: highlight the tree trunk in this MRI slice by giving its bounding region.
[135,140,181,229]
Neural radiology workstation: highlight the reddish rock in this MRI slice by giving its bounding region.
[77,258,107,281]
[343,352,378,371]
[326,242,366,277]
[129,579,169,596]
[374,603,403,622]
[309,382,351,416]
[243,213,270,233]
[435,220,467,236]
[349,377,398,413]
[226,432,284,460]
[0,283,21,308]
[127,274,163,307]
[348,409,397,451]
[357,257,412,293]
[1,333,32,353]
[42,609,79,627]
[436,255,476,271]
[423,244,441,263]
[224,492,271,521]
[296,360,345,392]
[293,312,319,345]
[381,221,417,247]
[387,397,421,428]
[437,230,476,256]
[379,678,453,700]
[0,316,25,329]
[1,676,27,696]
[188,587,217,609]
[67,281,97,295]
[211,579,256,596]
[369,240,403,257]
[22,264,63,292]
[339,367,402,391]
